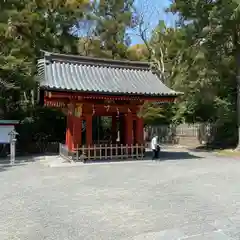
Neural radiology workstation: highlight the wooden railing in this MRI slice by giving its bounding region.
[73,144,145,162]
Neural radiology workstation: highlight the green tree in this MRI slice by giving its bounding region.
[133,19,186,126]
[0,0,89,117]
[91,0,135,59]
[134,0,240,147]
[126,44,150,61]
[167,0,239,146]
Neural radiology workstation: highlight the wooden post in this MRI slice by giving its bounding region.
[76,144,79,161]
[105,144,107,159]
[120,144,123,159]
[82,145,85,162]
[131,144,134,159]
[141,144,144,159]
[136,143,139,159]
[94,144,96,160]
[110,144,113,159]
[100,145,102,160]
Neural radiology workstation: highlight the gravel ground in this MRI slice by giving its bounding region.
[1,151,240,239]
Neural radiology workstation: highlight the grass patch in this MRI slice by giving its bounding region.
[216,149,240,157]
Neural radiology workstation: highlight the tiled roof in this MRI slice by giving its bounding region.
[37,51,180,97]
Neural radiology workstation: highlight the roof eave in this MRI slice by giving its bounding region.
[39,86,180,98]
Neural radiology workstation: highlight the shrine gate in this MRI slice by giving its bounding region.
[38,52,179,161]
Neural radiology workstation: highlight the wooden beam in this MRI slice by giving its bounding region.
[43,90,176,102]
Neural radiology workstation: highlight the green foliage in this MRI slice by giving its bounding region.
[0,0,93,117]
[0,0,140,154]
[136,0,240,147]
[163,0,240,146]
[2,0,240,150]
[126,44,150,61]
[77,0,135,59]
[138,102,169,125]
[16,106,66,153]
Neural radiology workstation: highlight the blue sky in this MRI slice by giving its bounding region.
[74,0,175,46]
[130,0,175,45]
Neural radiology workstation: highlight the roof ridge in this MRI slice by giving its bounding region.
[41,50,151,70]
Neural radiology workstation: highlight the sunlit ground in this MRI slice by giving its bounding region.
[0,152,240,239]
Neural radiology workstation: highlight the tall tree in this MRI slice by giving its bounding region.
[91,0,135,59]
[168,0,240,146]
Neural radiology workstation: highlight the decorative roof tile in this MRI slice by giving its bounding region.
[38,52,180,97]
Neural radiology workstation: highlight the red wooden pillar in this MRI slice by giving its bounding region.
[125,112,133,145]
[66,103,82,151]
[85,114,92,146]
[65,113,70,147]
[112,114,117,144]
[119,114,125,144]
[72,116,82,149]
[135,117,144,144]
[66,113,74,151]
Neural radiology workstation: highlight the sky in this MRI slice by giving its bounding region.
[73,0,176,46]
[130,0,175,45]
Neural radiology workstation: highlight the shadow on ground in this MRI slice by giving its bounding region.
[145,150,203,161]
[0,153,58,165]
[82,150,202,164]
[188,145,224,152]
[0,154,59,172]
[0,166,7,173]
[159,151,202,160]
[0,164,18,173]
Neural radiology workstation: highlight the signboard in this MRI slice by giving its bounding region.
[0,125,14,143]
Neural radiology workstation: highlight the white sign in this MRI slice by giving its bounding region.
[0,126,14,143]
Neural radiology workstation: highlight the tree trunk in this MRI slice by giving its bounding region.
[235,45,240,149]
